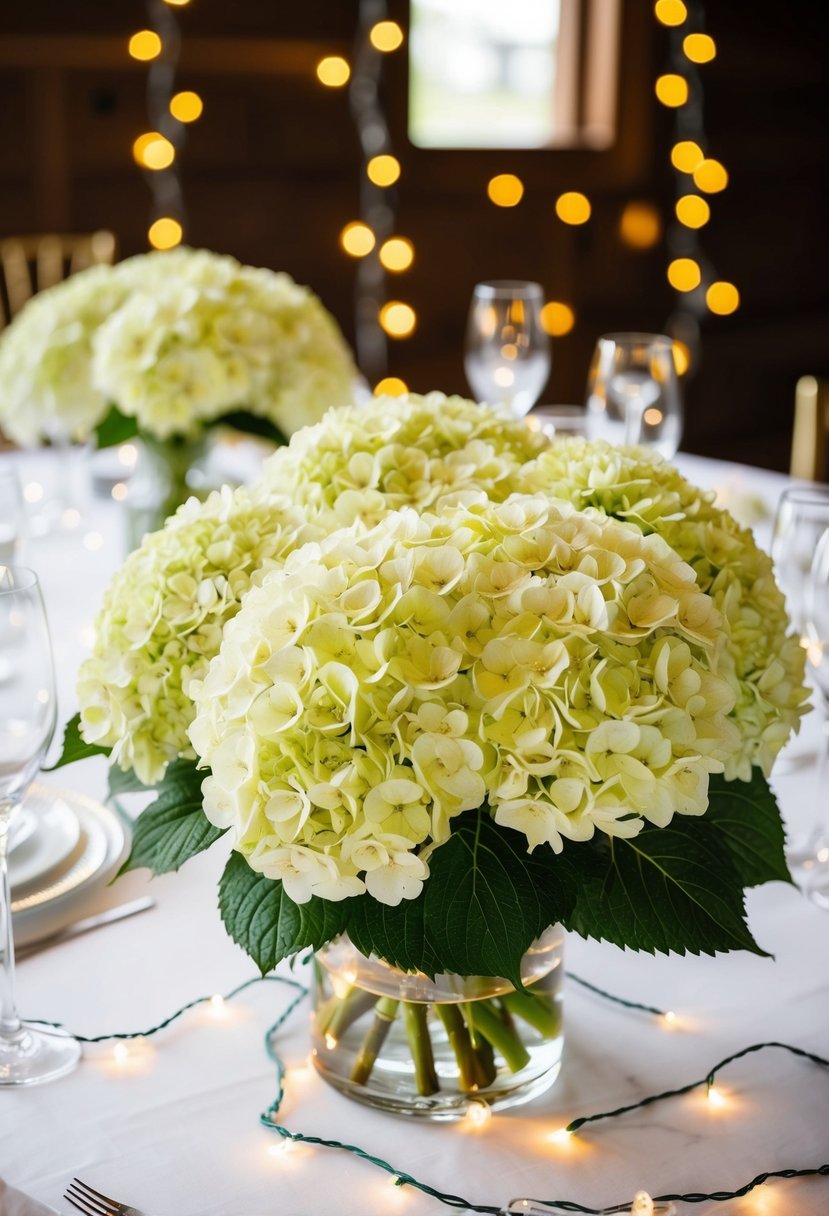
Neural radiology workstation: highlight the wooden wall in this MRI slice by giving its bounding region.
[0,0,826,470]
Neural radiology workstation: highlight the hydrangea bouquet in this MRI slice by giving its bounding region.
[0,248,356,450]
[56,393,808,1112]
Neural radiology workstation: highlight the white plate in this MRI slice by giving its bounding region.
[11,784,129,948]
[9,793,81,889]
[8,805,37,855]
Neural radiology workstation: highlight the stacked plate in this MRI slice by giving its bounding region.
[10,783,129,948]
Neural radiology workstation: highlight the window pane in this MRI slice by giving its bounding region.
[408,0,562,148]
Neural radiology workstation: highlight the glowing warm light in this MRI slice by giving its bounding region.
[707,1084,727,1109]
[374,377,408,397]
[663,1010,678,1027]
[388,1174,404,1188]
[379,237,414,272]
[631,1192,655,1216]
[643,408,664,427]
[340,222,375,257]
[549,1127,573,1146]
[118,443,139,467]
[667,257,701,292]
[268,1138,298,1158]
[111,482,128,502]
[693,158,728,193]
[170,90,203,123]
[113,1042,130,1064]
[379,301,416,338]
[367,154,401,187]
[23,482,44,504]
[370,21,404,52]
[324,1033,337,1050]
[654,0,687,25]
[133,132,175,170]
[683,33,716,63]
[675,194,710,229]
[671,140,704,173]
[83,531,104,552]
[148,217,183,250]
[487,173,524,207]
[494,367,514,388]
[706,281,740,315]
[210,993,225,1011]
[818,845,829,864]
[655,74,689,107]
[555,191,591,225]
[316,56,350,87]
[619,201,661,249]
[540,301,576,337]
[672,340,691,376]
[464,1100,492,1128]
[163,0,191,6]
[128,30,162,61]
[61,508,81,529]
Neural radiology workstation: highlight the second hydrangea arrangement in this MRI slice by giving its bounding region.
[57,392,808,1115]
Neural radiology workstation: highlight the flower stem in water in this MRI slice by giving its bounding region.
[402,1002,440,1095]
[468,1000,531,1073]
[435,1003,480,1092]
[350,998,399,1085]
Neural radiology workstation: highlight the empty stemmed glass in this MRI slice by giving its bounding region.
[465,281,551,417]
[585,333,683,457]
[0,565,80,1084]
[800,529,829,902]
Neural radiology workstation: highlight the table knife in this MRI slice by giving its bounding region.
[15,896,156,960]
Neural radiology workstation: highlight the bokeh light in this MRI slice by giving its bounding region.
[619,201,662,249]
[487,174,524,207]
[316,56,350,87]
[340,222,375,257]
[555,191,591,225]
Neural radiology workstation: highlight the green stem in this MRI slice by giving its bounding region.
[323,988,379,1044]
[471,1018,498,1089]
[468,999,531,1074]
[351,998,399,1085]
[435,1003,479,1092]
[501,990,561,1040]
[403,1002,440,1096]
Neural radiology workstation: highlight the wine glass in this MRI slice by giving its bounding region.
[771,487,829,638]
[585,333,683,457]
[0,565,80,1084]
[799,529,829,899]
[464,281,551,417]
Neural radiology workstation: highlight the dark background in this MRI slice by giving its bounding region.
[1,0,827,470]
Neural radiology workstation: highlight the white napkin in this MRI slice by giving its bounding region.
[0,1179,59,1216]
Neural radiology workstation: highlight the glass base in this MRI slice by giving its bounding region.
[0,1021,81,1086]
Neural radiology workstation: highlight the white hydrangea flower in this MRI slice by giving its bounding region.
[189,495,740,904]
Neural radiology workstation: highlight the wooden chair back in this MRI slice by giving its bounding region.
[790,375,829,483]
[0,230,116,326]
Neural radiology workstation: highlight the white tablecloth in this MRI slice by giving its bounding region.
[1,448,828,1216]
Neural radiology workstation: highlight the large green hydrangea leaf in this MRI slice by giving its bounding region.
[564,818,768,957]
[218,853,349,975]
[348,808,584,987]
[118,759,225,876]
[45,712,110,770]
[705,772,792,887]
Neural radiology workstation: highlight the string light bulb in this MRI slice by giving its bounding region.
[706,281,740,315]
[148,217,183,250]
[487,174,524,207]
[631,1193,654,1215]
[555,191,591,225]
[655,74,689,107]
[374,377,408,397]
[170,90,203,123]
[654,0,687,25]
[675,194,710,228]
[379,236,414,272]
[548,1127,573,1146]
[340,221,375,257]
[370,21,404,52]
[693,158,728,193]
[540,301,576,336]
[707,1084,727,1109]
[367,154,401,187]
[663,1010,678,1027]
[464,1099,492,1128]
[683,33,716,64]
[133,132,175,170]
[379,301,416,338]
[671,140,704,173]
[113,1042,130,1064]
[316,56,350,87]
[128,30,162,61]
[619,200,662,249]
[667,257,701,292]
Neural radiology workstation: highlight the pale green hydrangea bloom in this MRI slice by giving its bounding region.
[0,265,130,445]
[77,486,314,784]
[259,391,550,528]
[517,438,809,779]
[188,495,739,906]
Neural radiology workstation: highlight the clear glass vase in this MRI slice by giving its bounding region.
[124,434,212,549]
[311,928,564,1119]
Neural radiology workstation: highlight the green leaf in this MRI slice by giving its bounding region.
[108,765,154,798]
[118,759,225,877]
[705,772,793,887]
[218,853,349,974]
[94,405,139,450]
[564,818,768,958]
[217,410,289,447]
[347,808,583,987]
[44,713,110,771]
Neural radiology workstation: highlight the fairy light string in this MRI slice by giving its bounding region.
[34,971,829,1213]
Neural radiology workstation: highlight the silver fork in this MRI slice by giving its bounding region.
[64,1177,149,1216]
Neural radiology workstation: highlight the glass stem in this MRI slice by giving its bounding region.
[0,804,21,1040]
[624,400,646,445]
[814,703,829,850]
